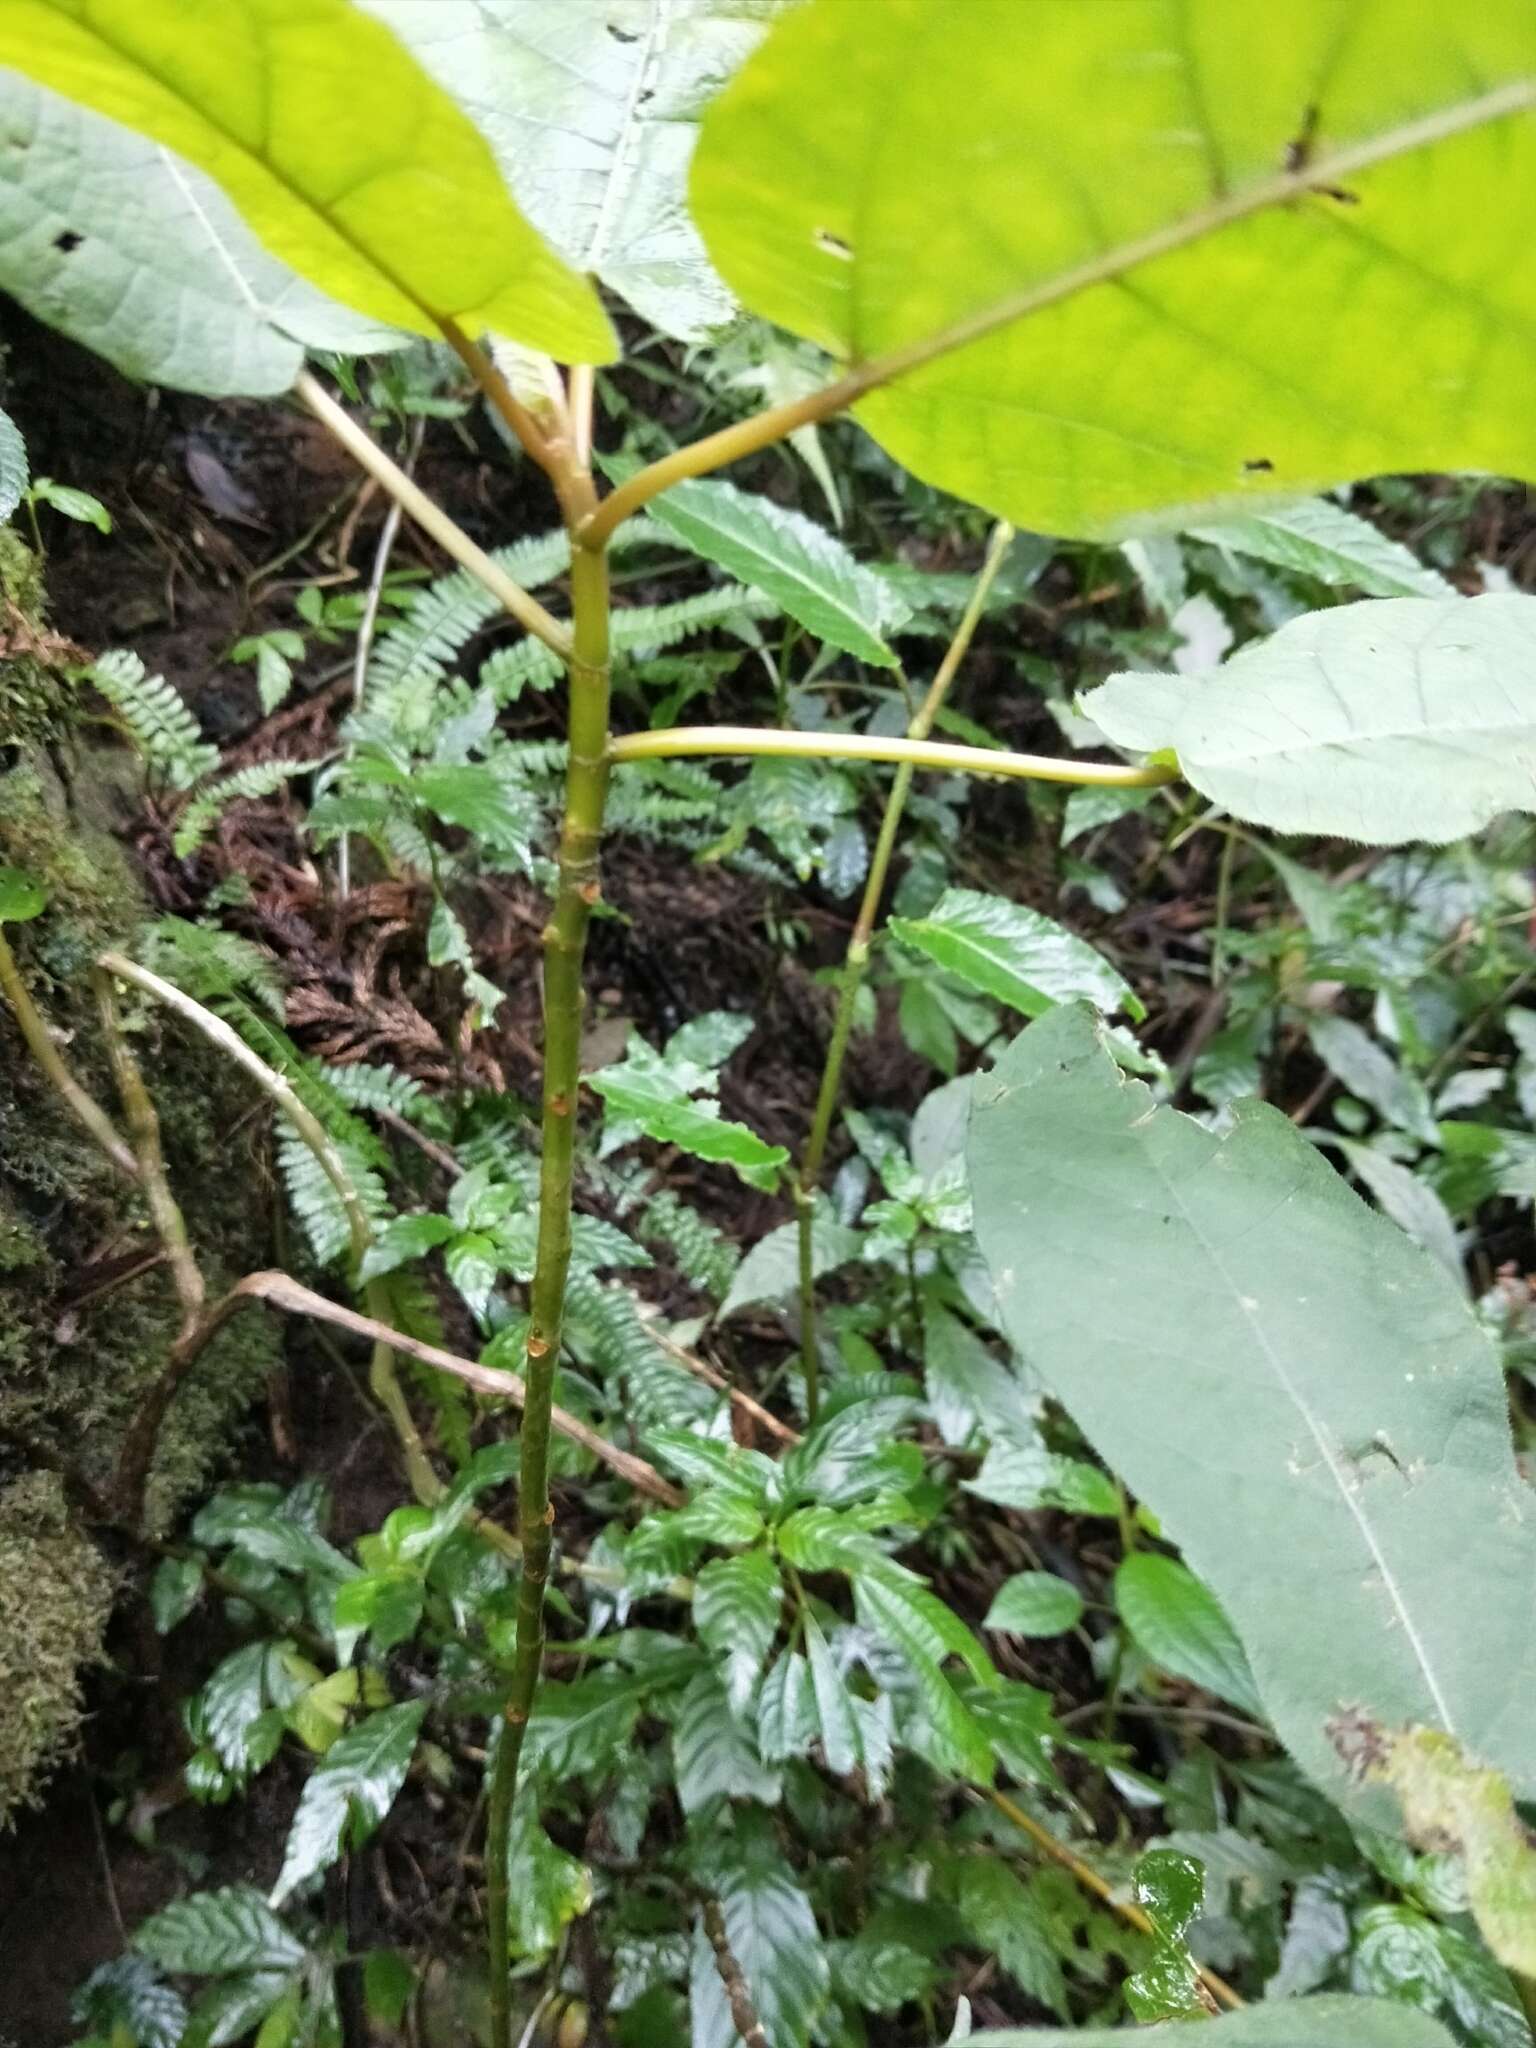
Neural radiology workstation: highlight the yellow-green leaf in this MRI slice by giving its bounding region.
[693,0,1536,536]
[0,0,614,360]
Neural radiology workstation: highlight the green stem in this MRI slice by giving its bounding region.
[0,926,139,1181]
[794,524,1015,1419]
[485,526,612,2048]
[609,723,1173,790]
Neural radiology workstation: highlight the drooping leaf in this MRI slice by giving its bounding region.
[985,1572,1084,1639]
[891,888,1141,1021]
[135,1888,305,1977]
[1330,1138,1464,1282]
[695,1550,783,1716]
[672,1670,781,1814]
[0,72,400,396]
[1115,1555,1264,1720]
[694,1,1536,536]
[688,1812,828,2048]
[522,1669,654,1784]
[1082,595,1536,844]
[592,1032,788,1190]
[1306,1016,1438,1146]
[948,1854,1068,2018]
[73,1957,189,2048]
[0,402,27,522]
[506,1781,593,1958]
[271,1700,425,1905]
[149,1554,204,1635]
[364,0,788,341]
[0,0,612,358]
[1189,499,1452,600]
[968,1004,1536,1814]
[972,1997,1457,2045]
[719,1209,861,1320]
[646,478,909,665]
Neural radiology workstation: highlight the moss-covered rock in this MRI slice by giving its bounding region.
[0,537,278,1819]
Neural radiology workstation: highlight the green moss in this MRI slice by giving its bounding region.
[0,1470,116,1820]
[0,542,279,1819]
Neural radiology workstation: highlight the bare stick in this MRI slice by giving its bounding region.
[293,370,572,662]
[702,1898,770,2048]
[0,926,138,1180]
[610,725,1174,790]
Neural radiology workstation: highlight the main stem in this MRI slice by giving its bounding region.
[794,525,1014,1420]
[485,519,611,2048]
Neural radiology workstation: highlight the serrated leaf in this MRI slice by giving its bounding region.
[973,1997,1457,2045]
[136,1887,305,1977]
[271,1701,425,1905]
[1115,1554,1263,1719]
[647,478,909,665]
[688,1816,828,2048]
[695,1,1536,538]
[969,1004,1536,1814]
[0,0,612,360]
[365,0,787,342]
[1084,595,1536,844]
[696,1551,783,1716]
[672,1671,781,1814]
[892,888,1140,1021]
[0,865,47,923]
[1190,499,1452,599]
[950,1855,1067,2020]
[0,73,400,395]
[985,1572,1083,1639]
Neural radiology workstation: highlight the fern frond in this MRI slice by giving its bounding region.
[367,528,572,695]
[87,650,218,790]
[140,916,285,1017]
[642,1189,741,1299]
[277,1127,391,1266]
[316,1061,428,1120]
[480,585,779,707]
[173,757,322,858]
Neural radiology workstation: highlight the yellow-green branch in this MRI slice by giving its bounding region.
[610,724,1175,790]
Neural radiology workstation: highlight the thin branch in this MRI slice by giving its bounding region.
[0,926,138,1180]
[609,724,1174,790]
[93,970,203,1321]
[338,414,423,896]
[578,76,1536,545]
[293,370,572,661]
[702,1898,770,2048]
[438,321,587,525]
[178,1270,681,1508]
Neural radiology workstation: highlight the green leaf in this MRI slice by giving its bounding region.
[0,866,47,923]
[1343,1723,1536,1980]
[985,1571,1083,1639]
[688,1813,828,2048]
[0,73,398,397]
[1083,595,1536,844]
[892,888,1141,1021]
[949,1854,1067,2019]
[1115,1555,1264,1720]
[271,1700,425,1905]
[333,1568,424,1664]
[365,0,787,341]
[965,1438,1120,1521]
[757,1652,818,1766]
[1306,1016,1438,1146]
[802,1609,861,1779]
[505,1781,593,1958]
[362,1950,416,2030]
[969,1005,1536,1814]
[695,1551,783,1716]
[646,478,909,666]
[357,1211,458,1283]
[522,1668,653,1783]
[672,1671,781,1814]
[719,1209,861,1320]
[149,1554,204,1635]
[694,1,1536,537]
[29,475,111,530]
[592,1034,788,1190]
[135,1887,305,1977]
[1189,499,1453,599]
[0,402,27,522]
[972,1997,1457,2045]
[0,0,611,359]
[73,1957,189,2048]
[1331,1139,1463,1284]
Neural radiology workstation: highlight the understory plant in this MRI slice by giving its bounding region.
[4,4,1536,2045]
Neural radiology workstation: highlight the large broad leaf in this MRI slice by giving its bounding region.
[967,1005,1536,1815]
[693,1,1536,536]
[0,73,400,395]
[891,888,1141,1020]
[975,1994,1455,2045]
[1083,594,1536,844]
[646,478,909,665]
[0,0,612,359]
[363,0,787,341]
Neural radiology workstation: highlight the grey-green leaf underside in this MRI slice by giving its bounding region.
[974,1993,1455,2046]
[0,71,399,396]
[363,0,789,341]
[968,1005,1536,1815]
[1083,595,1536,843]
